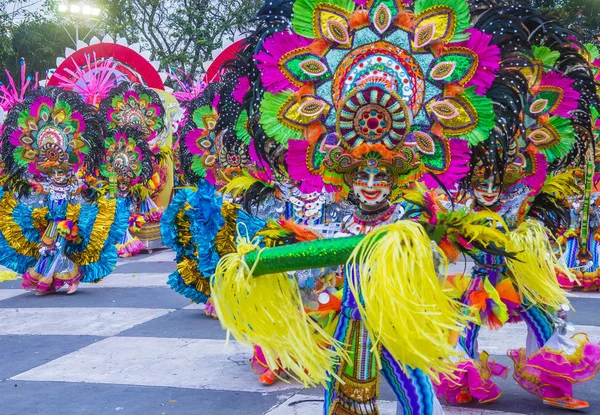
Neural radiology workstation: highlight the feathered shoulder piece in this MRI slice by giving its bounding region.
[1,87,103,187]
[256,217,322,248]
[403,186,511,261]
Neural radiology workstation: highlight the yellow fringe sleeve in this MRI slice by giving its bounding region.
[347,221,471,381]
[210,234,344,388]
[506,220,573,311]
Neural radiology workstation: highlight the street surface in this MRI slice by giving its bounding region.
[1,251,599,414]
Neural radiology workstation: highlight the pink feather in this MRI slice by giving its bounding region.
[233,77,250,104]
[255,31,312,93]
[421,138,471,190]
[285,139,331,193]
[521,152,548,192]
[0,61,38,112]
[456,29,500,95]
[539,71,580,118]
[54,54,125,106]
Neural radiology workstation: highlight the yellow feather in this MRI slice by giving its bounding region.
[220,174,261,199]
[540,173,581,198]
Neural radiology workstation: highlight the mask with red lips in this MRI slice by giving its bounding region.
[472,175,501,207]
[352,166,391,209]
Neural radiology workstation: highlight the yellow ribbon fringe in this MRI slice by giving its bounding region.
[347,221,470,381]
[210,235,344,388]
[506,220,572,311]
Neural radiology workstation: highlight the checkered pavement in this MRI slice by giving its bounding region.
[1,251,599,415]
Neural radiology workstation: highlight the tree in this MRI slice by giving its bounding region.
[101,0,263,76]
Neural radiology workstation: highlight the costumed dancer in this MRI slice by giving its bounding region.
[100,128,155,258]
[0,87,129,294]
[433,3,600,409]
[99,82,170,255]
[204,0,543,413]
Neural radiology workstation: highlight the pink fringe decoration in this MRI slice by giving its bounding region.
[165,69,207,103]
[539,71,580,118]
[456,29,500,95]
[434,359,506,405]
[0,61,38,112]
[248,138,275,184]
[54,54,125,106]
[285,139,333,193]
[422,138,470,190]
[509,336,600,400]
[117,237,144,257]
[255,31,312,93]
[233,77,250,104]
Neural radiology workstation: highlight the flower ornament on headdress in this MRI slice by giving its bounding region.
[99,82,166,141]
[8,93,89,178]
[100,129,153,188]
[252,0,502,195]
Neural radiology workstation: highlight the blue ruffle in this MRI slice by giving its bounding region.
[187,180,224,277]
[166,270,209,304]
[160,189,193,249]
[0,188,39,273]
[236,209,266,241]
[79,198,130,283]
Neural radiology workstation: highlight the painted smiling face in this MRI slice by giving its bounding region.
[51,167,70,185]
[472,174,501,207]
[352,165,391,209]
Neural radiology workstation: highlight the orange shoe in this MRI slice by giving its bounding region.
[543,397,589,410]
[457,391,473,404]
[258,369,278,386]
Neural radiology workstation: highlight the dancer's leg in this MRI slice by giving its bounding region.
[380,347,443,415]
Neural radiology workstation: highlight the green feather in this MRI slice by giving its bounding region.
[585,43,600,62]
[539,116,575,163]
[17,109,30,129]
[461,87,494,147]
[192,105,216,130]
[532,45,560,69]
[292,0,356,39]
[235,111,252,144]
[191,155,207,178]
[14,147,30,168]
[259,91,303,145]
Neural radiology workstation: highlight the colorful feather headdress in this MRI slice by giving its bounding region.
[251,0,501,197]
[2,87,102,180]
[99,82,166,141]
[100,129,153,187]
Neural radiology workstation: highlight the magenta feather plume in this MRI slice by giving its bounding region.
[255,31,312,93]
[539,71,580,118]
[456,29,500,95]
[165,69,207,103]
[54,54,125,106]
[285,139,331,193]
[522,152,548,192]
[184,129,206,156]
[233,77,250,104]
[421,138,470,190]
[30,96,54,118]
[248,138,275,184]
[0,61,38,112]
